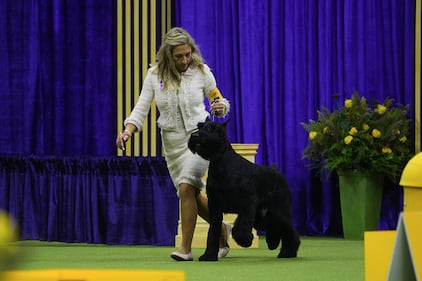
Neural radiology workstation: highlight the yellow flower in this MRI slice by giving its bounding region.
[376,104,387,115]
[349,127,358,135]
[372,129,381,138]
[309,131,317,141]
[400,136,407,143]
[344,135,353,144]
[323,126,330,134]
[362,124,369,131]
[344,99,353,108]
[382,147,392,154]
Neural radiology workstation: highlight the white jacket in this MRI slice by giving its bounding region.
[124,64,230,132]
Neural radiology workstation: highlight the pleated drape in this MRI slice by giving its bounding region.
[0,155,178,245]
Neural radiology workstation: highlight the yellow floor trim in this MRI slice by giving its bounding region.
[1,269,185,281]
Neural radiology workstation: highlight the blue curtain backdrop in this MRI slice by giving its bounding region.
[0,0,416,243]
[174,0,415,235]
[0,0,179,245]
[0,0,116,156]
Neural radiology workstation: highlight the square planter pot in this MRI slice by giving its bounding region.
[338,171,384,240]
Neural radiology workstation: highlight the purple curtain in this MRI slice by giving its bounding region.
[0,0,116,156]
[0,155,178,245]
[174,0,415,235]
[0,0,416,241]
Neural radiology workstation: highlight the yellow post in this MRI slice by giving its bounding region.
[364,152,422,280]
[400,152,422,212]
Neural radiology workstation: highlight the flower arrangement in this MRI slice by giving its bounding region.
[301,92,413,182]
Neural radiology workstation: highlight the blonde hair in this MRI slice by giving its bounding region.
[155,27,205,90]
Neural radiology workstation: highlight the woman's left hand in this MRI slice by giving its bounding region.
[211,100,226,116]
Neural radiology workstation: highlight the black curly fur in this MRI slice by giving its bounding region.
[188,119,300,261]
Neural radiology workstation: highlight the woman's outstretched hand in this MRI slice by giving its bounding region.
[116,130,132,151]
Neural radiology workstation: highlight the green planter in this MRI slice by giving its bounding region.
[338,171,384,240]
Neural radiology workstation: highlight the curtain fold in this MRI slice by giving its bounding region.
[174,0,414,236]
[0,155,178,245]
[0,0,116,156]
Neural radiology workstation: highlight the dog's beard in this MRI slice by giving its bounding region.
[188,137,215,161]
[189,140,212,160]
[194,145,212,161]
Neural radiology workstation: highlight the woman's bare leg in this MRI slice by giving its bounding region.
[177,183,198,254]
[176,183,230,256]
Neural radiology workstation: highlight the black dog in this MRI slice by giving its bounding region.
[188,118,300,261]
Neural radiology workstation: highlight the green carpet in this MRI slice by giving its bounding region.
[8,237,364,281]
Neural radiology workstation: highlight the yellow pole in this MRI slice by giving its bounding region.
[141,0,149,156]
[124,0,133,155]
[133,0,140,156]
[415,0,421,153]
[149,1,157,156]
[116,0,123,156]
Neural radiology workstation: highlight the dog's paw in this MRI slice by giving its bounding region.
[277,239,300,258]
[233,232,253,248]
[277,249,297,258]
[265,232,281,250]
[266,239,280,250]
[199,253,218,262]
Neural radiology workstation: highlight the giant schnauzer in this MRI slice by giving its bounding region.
[188,118,300,261]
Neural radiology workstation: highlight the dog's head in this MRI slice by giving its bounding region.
[188,118,231,161]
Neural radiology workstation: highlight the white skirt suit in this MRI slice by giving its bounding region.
[124,64,230,194]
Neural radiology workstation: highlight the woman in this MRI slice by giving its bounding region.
[116,27,231,261]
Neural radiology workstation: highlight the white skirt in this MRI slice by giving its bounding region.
[161,129,209,194]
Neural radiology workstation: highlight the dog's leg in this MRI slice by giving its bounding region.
[231,203,256,248]
[265,224,281,250]
[267,188,300,258]
[199,201,222,261]
[277,218,300,258]
[264,214,300,257]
